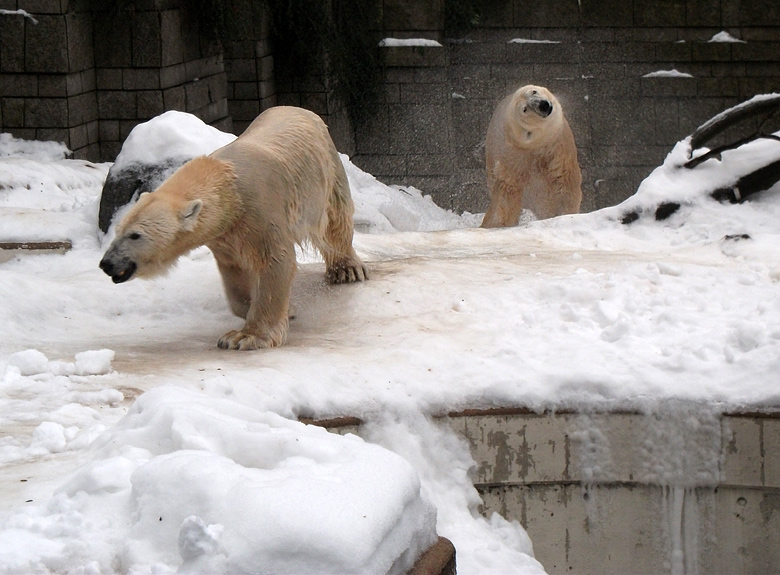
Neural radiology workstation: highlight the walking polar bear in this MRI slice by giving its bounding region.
[100,106,368,350]
[481,85,582,228]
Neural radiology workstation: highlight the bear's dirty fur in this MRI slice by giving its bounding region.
[100,106,367,350]
[481,85,582,228]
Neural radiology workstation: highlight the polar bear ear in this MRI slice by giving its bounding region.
[180,199,203,231]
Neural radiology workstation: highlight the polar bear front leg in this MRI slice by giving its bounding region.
[325,248,369,284]
[481,179,525,228]
[217,250,296,350]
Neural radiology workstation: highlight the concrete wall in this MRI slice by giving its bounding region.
[0,1,99,157]
[446,407,780,574]
[220,0,276,136]
[90,1,230,160]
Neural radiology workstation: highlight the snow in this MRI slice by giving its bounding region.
[642,69,694,78]
[5,385,437,575]
[110,111,237,172]
[690,93,780,143]
[0,9,38,24]
[708,31,746,43]
[508,38,560,44]
[2,105,780,574]
[379,39,443,48]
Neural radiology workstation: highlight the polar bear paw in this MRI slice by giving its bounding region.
[217,327,287,350]
[326,260,369,284]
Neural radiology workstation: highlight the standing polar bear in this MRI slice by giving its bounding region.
[481,85,582,228]
[100,106,368,350]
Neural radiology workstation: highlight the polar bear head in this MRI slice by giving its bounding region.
[99,191,204,283]
[99,156,236,283]
[506,85,565,149]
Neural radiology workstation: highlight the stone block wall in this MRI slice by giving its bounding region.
[0,0,231,161]
[447,407,780,574]
[355,45,457,205]
[221,0,275,136]
[0,0,99,158]
[90,1,230,160]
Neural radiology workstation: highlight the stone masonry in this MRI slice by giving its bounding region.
[0,1,99,157]
[90,0,230,160]
[1,0,779,213]
[0,0,231,161]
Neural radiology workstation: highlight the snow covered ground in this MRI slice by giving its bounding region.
[1,106,779,574]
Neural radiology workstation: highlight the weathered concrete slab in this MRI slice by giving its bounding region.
[447,408,780,575]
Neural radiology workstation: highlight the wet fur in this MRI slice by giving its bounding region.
[100,106,367,350]
[481,85,582,228]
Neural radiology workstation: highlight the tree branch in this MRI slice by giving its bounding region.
[688,94,780,154]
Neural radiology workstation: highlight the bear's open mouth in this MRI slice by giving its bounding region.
[100,257,137,284]
[111,263,136,284]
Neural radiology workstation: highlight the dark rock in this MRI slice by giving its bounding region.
[620,210,640,225]
[97,157,189,232]
[654,202,681,221]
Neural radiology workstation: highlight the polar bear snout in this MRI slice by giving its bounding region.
[99,254,137,284]
[532,98,553,118]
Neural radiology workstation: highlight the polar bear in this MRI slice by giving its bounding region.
[481,85,582,228]
[99,106,368,350]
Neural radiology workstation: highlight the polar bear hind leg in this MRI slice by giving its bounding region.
[316,167,369,284]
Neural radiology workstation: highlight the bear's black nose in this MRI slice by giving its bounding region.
[99,258,114,276]
[538,100,552,117]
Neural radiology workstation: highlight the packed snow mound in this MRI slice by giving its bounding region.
[537,126,780,252]
[111,111,237,172]
[342,154,481,232]
[6,348,114,377]
[98,111,240,232]
[0,385,438,574]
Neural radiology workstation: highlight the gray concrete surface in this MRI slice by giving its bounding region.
[446,408,780,574]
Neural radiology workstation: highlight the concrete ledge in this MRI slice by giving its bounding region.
[0,240,72,262]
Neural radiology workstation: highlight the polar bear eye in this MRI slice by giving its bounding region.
[128,232,142,240]
[522,106,527,113]
[532,89,538,95]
